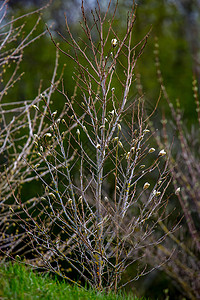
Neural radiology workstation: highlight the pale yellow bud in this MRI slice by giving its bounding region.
[175,187,181,195]
[68,198,72,205]
[117,123,121,131]
[140,165,145,169]
[49,193,56,199]
[149,148,155,153]
[113,137,119,142]
[118,141,123,148]
[96,143,101,149]
[111,38,117,47]
[45,133,52,137]
[143,129,150,134]
[143,182,150,190]
[158,149,166,157]
[52,111,57,117]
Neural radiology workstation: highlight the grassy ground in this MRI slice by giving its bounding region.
[0,262,144,300]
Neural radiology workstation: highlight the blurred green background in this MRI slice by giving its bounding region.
[6,0,200,121]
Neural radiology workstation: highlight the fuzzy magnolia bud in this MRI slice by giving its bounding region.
[68,198,72,205]
[45,133,52,137]
[175,187,181,195]
[52,111,57,117]
[143,182,150,190]
[49,193,56,199]
[149,148,155,153]
[111,38,117,47]
[118,141,123,148]
[117,124,121,131]
[158,149,166,157]
[96,143,101,149]
[143,129,150,134]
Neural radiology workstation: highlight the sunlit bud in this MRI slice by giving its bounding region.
[109,110,115,115]
[111,87,115,92]
[158,149,166,157]
[9,206,14,212]
[113,137,119,142]
[40,146,43,152]
[96,143,101,149]
[175,187,181,195]
[32,104,38,110]
[126,152,130,159]
[52,111,57,117]
[76,129,80,135]
[139,134,144,140]
[158,180,162,185]
[100,124,105,129]
[45,133,52,137]
[118,141,123,148]
[49,193,56,199]
[143,129,150,134]
[152,190,157,196]
[34,134,38,139]
[68,198,72,205]
[117,124,121,131]
[104,196,109,202]
[156,191,161,196]
[57,118,61,124]
[143,182,150,190]
[78,196,83,202]
[111,38,118,47]
[83,126,87,133]
[140,165,145,169]
[193,86,198,92]
[131,147,135,152]
[149,148,155,153]
[37,152,42,157]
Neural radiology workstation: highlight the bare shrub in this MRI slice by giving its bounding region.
[1,0,175,293]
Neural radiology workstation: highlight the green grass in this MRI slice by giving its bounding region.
[0,262,143,300]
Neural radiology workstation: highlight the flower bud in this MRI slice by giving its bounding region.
[158,149,166,157]
[143,182,150,190]
[149,148,155,153]
[111,38,117,47]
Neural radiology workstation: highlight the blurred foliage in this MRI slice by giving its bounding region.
[6,0,198,124]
